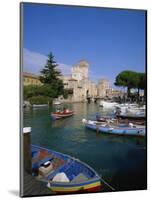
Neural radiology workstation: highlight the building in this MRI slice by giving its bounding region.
[23,72,42,86]
[97,79,109,98]
[71,60,89,80]
[106,88,124,98]
[23,61,122,102]
[60,60,98,102]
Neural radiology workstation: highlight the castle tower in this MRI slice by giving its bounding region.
[78,60,89,79]
[98,79,109,97]
[71,60,89,81]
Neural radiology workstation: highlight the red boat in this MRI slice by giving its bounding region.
[51,110,74,119]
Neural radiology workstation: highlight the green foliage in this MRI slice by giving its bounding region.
[39,52,64,98]
[28,95,51,105]
[24,84,59,99]
[24,85,40,99]
[138,73,146,90]
[40,53,62,84]
[24,52,67,101]
[114,71,138,88]
[114,70,146,97]
[62,89,73,99]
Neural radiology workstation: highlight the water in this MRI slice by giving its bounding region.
[23,103,147,192]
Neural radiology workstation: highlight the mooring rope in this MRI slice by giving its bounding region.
[100,177,116,191]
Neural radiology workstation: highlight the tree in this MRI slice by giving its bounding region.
[24,85,40,99]
[39,52,64,98]
[114,71,146,101]
[23,52,68,104]
[137,73,146,97]
[114,70,140,97]
[40,53,62,84]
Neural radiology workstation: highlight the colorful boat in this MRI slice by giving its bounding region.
[51,110,74,119]
[31,145,101,193]
[83,120,145,137]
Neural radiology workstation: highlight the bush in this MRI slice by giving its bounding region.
[28,95,52,105]
[24,85,41,99]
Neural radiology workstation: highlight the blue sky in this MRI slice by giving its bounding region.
[23,3,146,87]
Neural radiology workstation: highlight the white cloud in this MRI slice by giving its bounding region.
[57,63,71,75]
[23,48,71,75]
[23,48,47,74]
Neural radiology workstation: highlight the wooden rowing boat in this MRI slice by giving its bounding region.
[51,111,74,119]
[31,145,101,193]
[83,119,145,137]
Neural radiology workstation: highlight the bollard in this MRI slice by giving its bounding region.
[23,127,32,174]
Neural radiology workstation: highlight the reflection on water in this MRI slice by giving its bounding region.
[23,103,147,191]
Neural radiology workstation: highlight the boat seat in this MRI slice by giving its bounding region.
[71,173,88,183]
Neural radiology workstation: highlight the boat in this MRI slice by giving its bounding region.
[53,101,61,105]
[116,118,145,125]
[99,101,119,108]
[126,108,145,115]
[82,119,145,137]
[33,104,48,108]
[115,103,145,115]
[31,145,101,193]
[96,115,114,122]
[116,113,146,120]
[96,115,145,125]
[51,110,74,120]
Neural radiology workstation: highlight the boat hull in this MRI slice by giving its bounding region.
[48,179,101,193]
[85,123,145,137]
[100,101,118,108]
[96,116,145,125]
[116,114,145,120]
[51,112,74,119]
[33,104,48,108]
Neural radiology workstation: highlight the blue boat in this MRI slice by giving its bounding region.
[31,145,101,193]
[84,120,145,137]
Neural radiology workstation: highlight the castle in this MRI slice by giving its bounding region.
[60,60,114,102]
[23,60,122,103]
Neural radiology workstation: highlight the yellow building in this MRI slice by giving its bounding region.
[23,72,42,86]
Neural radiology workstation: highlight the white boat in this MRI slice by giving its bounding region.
[82,119,145,137]
[115,103,145,116]
[127,106,145,114]
[32,104,48,108]
[53,101,61,105]
[99,100,119,108]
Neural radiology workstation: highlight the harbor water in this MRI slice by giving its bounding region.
[23,102,147,192]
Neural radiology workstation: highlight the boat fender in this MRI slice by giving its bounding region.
[129,123,134,128]
[88,120,95,125]
[82,118,87,123]
[47,181,51,188]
